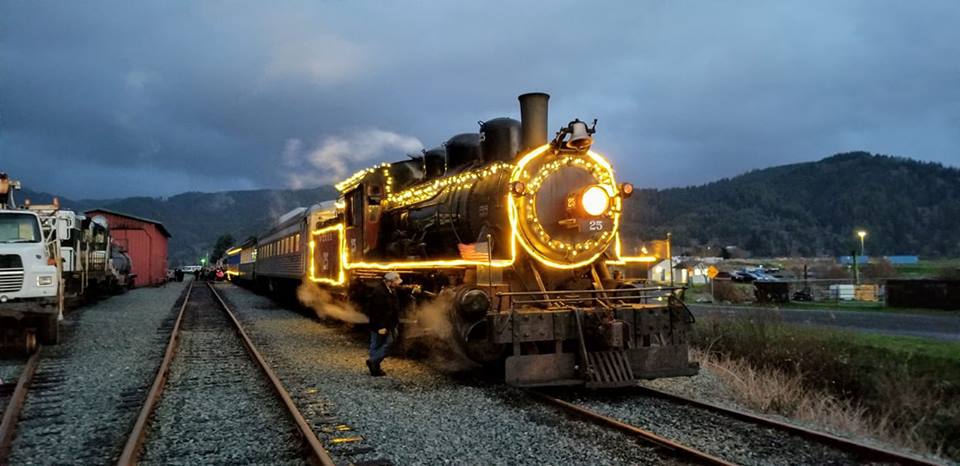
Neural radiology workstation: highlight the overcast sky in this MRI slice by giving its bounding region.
[2,1,958,199]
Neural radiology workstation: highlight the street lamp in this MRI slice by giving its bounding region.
[857,230,867,257]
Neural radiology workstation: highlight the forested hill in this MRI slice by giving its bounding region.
[17,186,337,265]
[14,151,959,263]
[621,152,960,258]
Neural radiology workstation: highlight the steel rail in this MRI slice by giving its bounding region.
[635,386,941,466]
[206,282,336,466]
[0,348,41,462]
[529,390,736,466]
[117,279,194,466]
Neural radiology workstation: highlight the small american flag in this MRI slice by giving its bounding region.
[458,242,490,261]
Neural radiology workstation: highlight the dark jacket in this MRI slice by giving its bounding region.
[366,281,401,330]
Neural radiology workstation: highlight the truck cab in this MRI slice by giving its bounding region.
[0,209,61,347]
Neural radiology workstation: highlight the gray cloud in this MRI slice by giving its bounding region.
[1,0,958,198]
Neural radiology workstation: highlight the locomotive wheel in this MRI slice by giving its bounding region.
[459,320,506,364]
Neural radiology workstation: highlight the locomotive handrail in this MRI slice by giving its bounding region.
[495,286,684,297]
[509,295,666,306]
[499,286,684,309]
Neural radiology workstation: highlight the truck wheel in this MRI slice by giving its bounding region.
[38,315,60,345]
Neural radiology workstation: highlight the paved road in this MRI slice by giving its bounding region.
[688,304,960,342]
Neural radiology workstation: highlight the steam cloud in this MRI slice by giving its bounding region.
[284,129,423,189]
[409,290,479,371]
[298,281,478,371]
[296,283,369,324]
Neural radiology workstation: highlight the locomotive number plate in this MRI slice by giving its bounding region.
[579,219,608,233]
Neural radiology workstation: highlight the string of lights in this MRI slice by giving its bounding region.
[383,162,512,209]
[309,144,650,282]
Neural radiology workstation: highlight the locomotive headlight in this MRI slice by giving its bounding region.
[580,185,610,217]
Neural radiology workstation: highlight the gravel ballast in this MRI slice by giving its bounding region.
[9,280,189,465]
[217,283,688,466]
[0,358,26,387]
[139,284,305,465]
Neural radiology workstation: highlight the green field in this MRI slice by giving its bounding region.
[893,259,960,278]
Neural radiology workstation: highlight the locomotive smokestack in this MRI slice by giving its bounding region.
[518,92,549,152]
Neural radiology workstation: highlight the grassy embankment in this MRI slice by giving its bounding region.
[894,259,960,279]
[692,313,960,460]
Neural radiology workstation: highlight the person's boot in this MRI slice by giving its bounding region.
[372,361,386,377]
[365,359,377,376]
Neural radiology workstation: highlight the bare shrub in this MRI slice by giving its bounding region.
[711,280,752,303]
[816,264,851,279]
[863,258,897,279]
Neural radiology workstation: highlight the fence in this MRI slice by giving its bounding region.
[710,278,887,304]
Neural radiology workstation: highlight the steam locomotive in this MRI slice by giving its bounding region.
[236,93,698,387]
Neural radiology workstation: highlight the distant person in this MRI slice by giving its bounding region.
[364,272,404,376]
[175,268,184,282]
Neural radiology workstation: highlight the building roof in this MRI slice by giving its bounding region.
[85,208,172,238]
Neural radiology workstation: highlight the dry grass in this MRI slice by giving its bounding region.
[693,348,943,458]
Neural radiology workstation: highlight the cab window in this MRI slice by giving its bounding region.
[345,189,363,227]
[0,213,41,243]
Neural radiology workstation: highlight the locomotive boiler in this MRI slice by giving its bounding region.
[303,93,697,387]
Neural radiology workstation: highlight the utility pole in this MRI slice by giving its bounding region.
[667,232,674,287]
[852,249,859,285]
[857,230,867,258]
[854,230,866,286]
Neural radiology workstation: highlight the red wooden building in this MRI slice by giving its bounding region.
[85,209,171,287]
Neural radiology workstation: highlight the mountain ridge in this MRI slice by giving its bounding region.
[621,151,960,258]
[12,152,959,263]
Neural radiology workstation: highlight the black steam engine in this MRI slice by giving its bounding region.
[308,93,697,387]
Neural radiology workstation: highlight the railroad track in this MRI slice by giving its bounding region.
[531,388,941,466]
[0,350,40,463]
[118,281,335,465]
[530,390,734,466]
[633,386,940,466]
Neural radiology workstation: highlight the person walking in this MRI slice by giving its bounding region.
[365,272,403,376]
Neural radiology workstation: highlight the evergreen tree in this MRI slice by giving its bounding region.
[210,234,235,262]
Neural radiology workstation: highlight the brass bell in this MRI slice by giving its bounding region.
[566,120,593,150]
